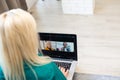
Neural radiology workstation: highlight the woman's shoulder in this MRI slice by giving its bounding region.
[33,62,57,71]
[0,67,5,80]
[24,62,58,80]
[34,62,66,80]
[45,61,56,66]
[24,62,57,74]
[0,67,3,75]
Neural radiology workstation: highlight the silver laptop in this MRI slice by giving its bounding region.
[38,33,78,80]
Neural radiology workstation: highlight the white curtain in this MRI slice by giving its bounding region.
[0,0,27,14]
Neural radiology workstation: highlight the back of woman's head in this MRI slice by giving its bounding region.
[0,9,50,80]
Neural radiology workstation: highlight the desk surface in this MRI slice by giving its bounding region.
[73,73,120,80]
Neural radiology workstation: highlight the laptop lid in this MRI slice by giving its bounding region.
[38,33,77,61]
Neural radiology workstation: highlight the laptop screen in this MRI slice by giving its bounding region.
[38,33,77,60]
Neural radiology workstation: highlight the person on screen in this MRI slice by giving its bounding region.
[45,41,55,51]
[61,42,71,52]
[0,9,68,80]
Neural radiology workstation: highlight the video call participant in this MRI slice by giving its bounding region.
[45,41,54,51]
[61,42,71,52]
[0,9,68,80]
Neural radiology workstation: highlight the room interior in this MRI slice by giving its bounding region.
[30,0,120,79]
[0,0,120,80]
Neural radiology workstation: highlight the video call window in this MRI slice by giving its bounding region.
[40,40,74,52]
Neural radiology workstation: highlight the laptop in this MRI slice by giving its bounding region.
[38,33,78,80]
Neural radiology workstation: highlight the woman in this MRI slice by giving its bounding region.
[0,9,68,80]
[45,41,54,51]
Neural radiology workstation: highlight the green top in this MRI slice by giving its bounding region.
[0,52,66,80]
[0,62,66,80]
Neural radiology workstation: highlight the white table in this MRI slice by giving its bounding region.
[62,0,95,15]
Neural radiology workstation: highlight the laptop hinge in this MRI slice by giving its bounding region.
[52,58,74,62]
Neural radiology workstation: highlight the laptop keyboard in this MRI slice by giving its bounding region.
[54,61,71,70]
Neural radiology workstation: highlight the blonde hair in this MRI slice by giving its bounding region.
[0,9,51,80]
